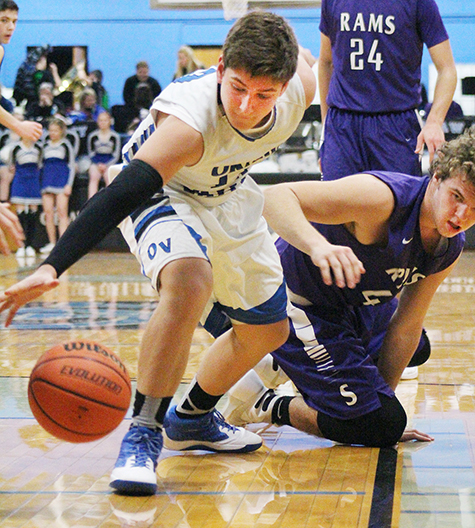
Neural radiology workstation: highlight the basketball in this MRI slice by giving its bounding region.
[28,340,132,443]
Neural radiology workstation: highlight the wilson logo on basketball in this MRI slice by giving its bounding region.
[60,365,124,394]
[63,341,128,373]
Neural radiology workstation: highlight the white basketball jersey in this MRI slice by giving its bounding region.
[123,67,307,206]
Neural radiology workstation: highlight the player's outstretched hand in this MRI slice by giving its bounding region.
[18,120,43,142]
[0,202,24,255]
[0,264,60,327]
[309,240,365,289]
[400,428,434,443]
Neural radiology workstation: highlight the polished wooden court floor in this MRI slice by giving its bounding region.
[1,248,475,527]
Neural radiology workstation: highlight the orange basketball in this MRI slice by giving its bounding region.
[28,340,132,443]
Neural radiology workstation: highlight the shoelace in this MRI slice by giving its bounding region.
[211,410,239,433]
[126,428,162,465]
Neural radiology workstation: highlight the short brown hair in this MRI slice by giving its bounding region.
[431,126,475,186]
[222,10,299,84]
[0,1,18,12]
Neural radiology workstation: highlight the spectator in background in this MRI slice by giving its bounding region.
[88,69,109,111]
[66,88,103,175]
[125,82,154,135]
[9,136,42,259]
[13,45,61,114]
[87,110,121,199]
[173,45,205,80]
[67,88,105,124]
[25,82,65,127]
[0,85,15,200]
[122,61,161,111]
[40,117,75,255]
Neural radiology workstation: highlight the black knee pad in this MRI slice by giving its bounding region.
[408,329,431,367]
[317,393,407,448]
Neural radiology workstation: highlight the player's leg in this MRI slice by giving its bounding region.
[164,317,288,452]
[224,368,406,448]
[319,108,366,181]
[364,110,422,177]
[0,164,13,202]
[110,194,216,495]
[110,256,213,495]
[110,192,262,494]
[163,182,289,453]
[224,301,406,447]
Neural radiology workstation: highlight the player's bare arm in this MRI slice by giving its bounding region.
[264,174,396,288]
[135,114,204,183]
[377,260,458,390]
[0,106,43,142]
[317,32,332,123]
[416,40,457,161]
[0,264,59,326]
[296,48,317,108]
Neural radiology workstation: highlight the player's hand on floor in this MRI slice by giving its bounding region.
[400,428,434,443]
[0,265,59,327]
[0,202,24,255]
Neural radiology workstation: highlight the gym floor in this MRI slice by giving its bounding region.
[1,250,475,527]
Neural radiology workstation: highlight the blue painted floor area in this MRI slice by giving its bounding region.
[401,419,475,527]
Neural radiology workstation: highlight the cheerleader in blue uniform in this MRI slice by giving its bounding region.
[9,137,42,258]
[86,111,121,198]
[40,117,75,254]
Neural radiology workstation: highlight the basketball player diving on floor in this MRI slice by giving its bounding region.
[223,128,475,448]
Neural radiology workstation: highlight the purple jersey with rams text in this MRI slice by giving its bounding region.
[319,0,449,112]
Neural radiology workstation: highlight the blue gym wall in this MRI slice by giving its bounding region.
[1,0,474,108]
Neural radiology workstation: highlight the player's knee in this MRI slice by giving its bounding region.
[160,258,213,303]
[316,393,407,448]
[267,318,289,351]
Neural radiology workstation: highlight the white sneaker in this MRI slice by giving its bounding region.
[253,354,290,388]
[223,370,279,427]
[163,406,262,453]
[109,426,163,496]
[40,242,55,255]
[401,366,419,380]
[25,246,36,257]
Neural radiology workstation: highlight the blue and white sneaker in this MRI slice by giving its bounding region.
[163,406,262,453]
[109,425,163,495]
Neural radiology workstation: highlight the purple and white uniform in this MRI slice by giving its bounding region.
[272,172,464,419]
[319,0,449,179]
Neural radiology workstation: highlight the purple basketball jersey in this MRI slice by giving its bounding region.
[320,0,449,112]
